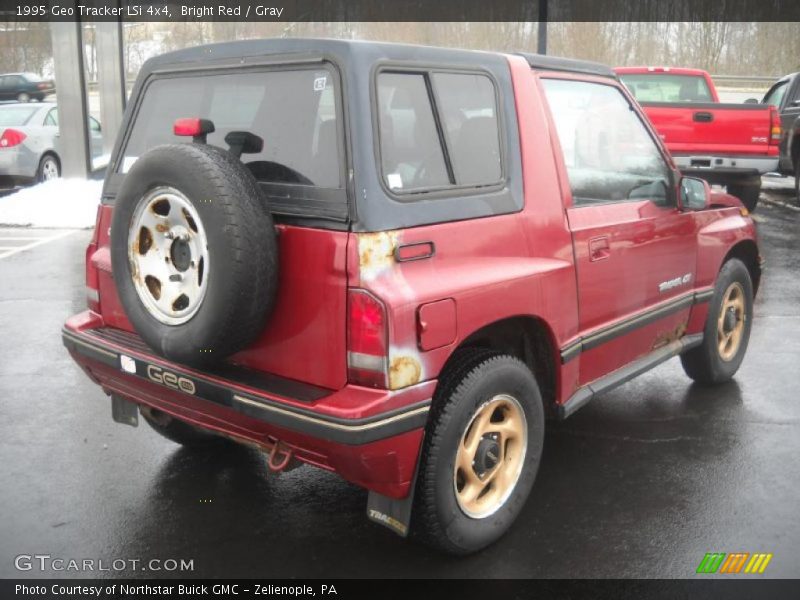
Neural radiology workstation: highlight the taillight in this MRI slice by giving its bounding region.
[37,82,48,90]
[347,289,389,388]
[0,129,26,148]
[769,106,781,144]
[85,206,102,313]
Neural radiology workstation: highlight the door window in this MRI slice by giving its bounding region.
[541,78,672,207]
[763,81,788,108]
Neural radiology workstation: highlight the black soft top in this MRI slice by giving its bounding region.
[111,39,616,231]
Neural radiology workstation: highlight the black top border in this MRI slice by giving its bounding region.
[3,0,800,22]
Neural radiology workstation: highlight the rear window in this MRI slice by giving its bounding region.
[619,73,713,103]
[377,70,502,194]
[120,67,342,189]
[0,105,39,126]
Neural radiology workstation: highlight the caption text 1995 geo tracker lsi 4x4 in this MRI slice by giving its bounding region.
[62,39,761,555]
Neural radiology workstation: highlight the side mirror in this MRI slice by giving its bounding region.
[680,177,710,211]
[744,98,759,104]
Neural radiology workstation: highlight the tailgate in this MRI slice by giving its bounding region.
[90,206,350,391]
[640,102,773,156]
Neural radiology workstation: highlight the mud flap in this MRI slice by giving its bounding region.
[111,394,139,427]
[366,435,424,538]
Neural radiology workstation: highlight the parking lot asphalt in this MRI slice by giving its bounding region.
[0,193,798,579]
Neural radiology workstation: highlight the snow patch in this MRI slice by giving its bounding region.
[0,178,103,228]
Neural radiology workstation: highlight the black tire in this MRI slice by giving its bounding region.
[680,259,754,385]
[16,92,30,103]
[412,350,545,555]
[110,144,278,367]
[140,406,225,447]
[36,154,60,183]
[727,180,760,212]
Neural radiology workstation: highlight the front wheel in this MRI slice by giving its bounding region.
[680,259,754,384]
[16,92,30,103]
[412,350,544,554]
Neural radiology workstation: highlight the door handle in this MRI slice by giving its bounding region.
[589,236,610,262]
[693,111,714,123]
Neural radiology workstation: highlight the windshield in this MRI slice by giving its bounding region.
[120,66,342,189]
[0,105,39,127]
[619,73,713,103]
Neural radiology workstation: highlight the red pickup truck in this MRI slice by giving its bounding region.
[63,40,761,554]
[615,66,781,211]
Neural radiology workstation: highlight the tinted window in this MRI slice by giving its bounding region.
[432,73,501,186]
[0,105,39,126]
[121,67,341,188]
[377,73,449,191]
[377,71,503,194]
[619,73,713,103]
[763,81,787,108]
[542,79,672,207]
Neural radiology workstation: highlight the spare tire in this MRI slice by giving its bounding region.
[110,143,278,367]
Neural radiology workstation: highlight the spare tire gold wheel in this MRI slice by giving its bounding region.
[412,349,545,554]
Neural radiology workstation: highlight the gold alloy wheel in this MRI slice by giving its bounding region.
[717,281,746,362]
[453,394,528,519]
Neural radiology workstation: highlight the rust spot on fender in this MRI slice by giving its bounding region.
[389,355,421,390]
[358,231,398,280]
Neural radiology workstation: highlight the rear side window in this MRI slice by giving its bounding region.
[377,70,502,194]
[377,73,449,190]
[619,73,712,103]
[120,67,342,189]
[0,105,39,126]
[432,73,502,186]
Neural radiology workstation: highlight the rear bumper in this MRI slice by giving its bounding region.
[673,154,779,178]
[63,311,434,499]
[0,146,37,182]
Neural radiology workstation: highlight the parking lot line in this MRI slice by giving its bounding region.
[0,230,79,260]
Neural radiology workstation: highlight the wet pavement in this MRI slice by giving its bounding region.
[0,192,798,579]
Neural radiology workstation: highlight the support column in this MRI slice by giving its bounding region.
[95,19,126,155]
[537,0,548,55]
[49,20,91,178]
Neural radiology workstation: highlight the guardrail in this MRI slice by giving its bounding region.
[711,74,779,85]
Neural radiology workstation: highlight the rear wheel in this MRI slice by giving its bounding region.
[36,154,60,183]
[680,259,753,384]
[412,351,544,554]
[140,406,225,447]
[727,180,761,212]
